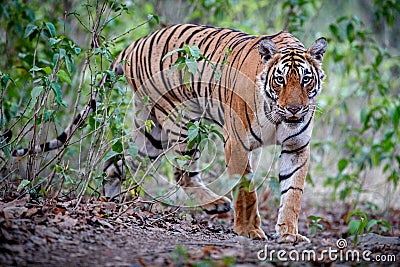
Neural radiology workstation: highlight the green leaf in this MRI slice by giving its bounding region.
[51,81,64,106]
[183,70,191,90]
[211,129,225,143]
[188,124,199,142]
[45,22,56,37]
[162,48,185,61]
[43,109,55,122]
[346,23,355,43]
[29,66,42,72]
[65,55,73,74]
[24,24,38,38]
[42,66,52,75]
[338,158,348,172]
[366,219,377,232]
[188,46,200,58]
[329,24,340,40]
[17,179,31,192]
[145,120,155,132]
[392,106,400,127]
[112,140,123,153]
[360,107,369,126]
[31,85,43,99]
[176,158,187,168]
[74,47,81,55]
[185,58,198,75]
[1,73,10,91]
[128,142,139,158]
[59,48,66,59]
[152,14,160,24]
[349,219,361,235]
[49,37,61,47]
[57,69,72,85]
[104,151,120,162]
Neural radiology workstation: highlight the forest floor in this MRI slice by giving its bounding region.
[0,194,399,267]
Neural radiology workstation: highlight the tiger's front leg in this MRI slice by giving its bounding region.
[275,141,311,243]
[225,139,267,240]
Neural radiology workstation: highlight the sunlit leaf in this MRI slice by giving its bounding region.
[24,24,38,38]
[57,69,72,85]
[45,22,56,37]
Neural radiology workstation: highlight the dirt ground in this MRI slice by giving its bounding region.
[0,194,399,267]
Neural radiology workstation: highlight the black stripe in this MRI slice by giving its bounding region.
[281,140,309,154]
[72,114,82,126]
[182,148,197,157]
[282,114,313,144]
[133,120,164,150]
[177,24,198,39]
[245,105,262,144]
[56,132,68,143]
[231,118,252,152]
[40,142,51,152]
[188,171,199,177]
[1,129,12,142]
[281,186,303,195]
[89,99,97,112]
[278,160,307,182]
[137,150,158,160]
[12,148,28,157]
[246,200,256,210]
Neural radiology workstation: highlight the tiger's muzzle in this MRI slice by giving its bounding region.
[281,105,308,124]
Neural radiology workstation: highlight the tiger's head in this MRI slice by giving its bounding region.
[257,36,327,125]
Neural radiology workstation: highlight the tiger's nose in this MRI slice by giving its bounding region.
[287,106,301,115]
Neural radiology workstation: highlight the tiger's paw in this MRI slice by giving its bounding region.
[275,223,310,244]
[235,225,267,240]
[276,233,310,244]
[201,196,231,214]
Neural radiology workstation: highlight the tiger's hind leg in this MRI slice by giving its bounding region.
[174,149,231,214]
[102,98,165,200]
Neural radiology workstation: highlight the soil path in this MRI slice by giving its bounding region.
[1,196,399,266]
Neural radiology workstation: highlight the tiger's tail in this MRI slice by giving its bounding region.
[10,55,125,157]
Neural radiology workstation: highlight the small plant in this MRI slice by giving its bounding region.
[162,44,206,89]
[187,120,225,150]
[162,44,231,89]
[346,208,391,245]
[172,245,189,266]
[308,215,325,236]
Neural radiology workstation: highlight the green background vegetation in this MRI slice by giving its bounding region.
[0,0,399,236]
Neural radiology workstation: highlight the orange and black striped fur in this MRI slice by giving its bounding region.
[11,24,327,242]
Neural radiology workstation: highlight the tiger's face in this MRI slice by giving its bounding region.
[258,37,327,124]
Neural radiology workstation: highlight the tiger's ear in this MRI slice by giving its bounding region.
[308,37,327,63]
[258,38,278,64]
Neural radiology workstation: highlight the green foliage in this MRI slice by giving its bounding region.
[162,44,206,89]
[172,245,189,266]
[322,11,400,204]
[308,215,325,236]
[0,0,157,198]
[346,208,391,245]
[187,120,225,150]
[163,44,232,90]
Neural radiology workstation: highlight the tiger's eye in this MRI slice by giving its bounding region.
[302,76,311,84]
[275,76,284,84]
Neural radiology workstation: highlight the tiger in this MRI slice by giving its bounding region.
[9,24,327,242]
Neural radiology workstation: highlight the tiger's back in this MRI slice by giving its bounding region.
[118,24,308,149]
